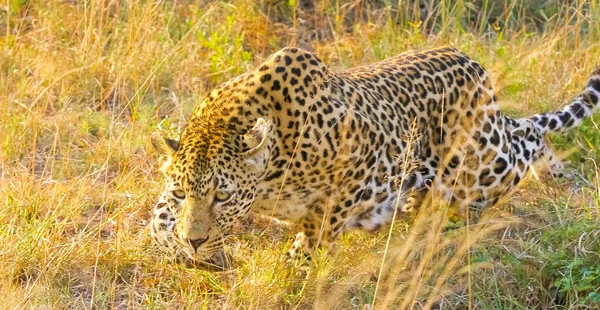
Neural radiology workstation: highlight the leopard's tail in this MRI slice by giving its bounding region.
[529,67,600,134]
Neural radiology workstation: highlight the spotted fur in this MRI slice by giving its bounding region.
[150,47,600,267]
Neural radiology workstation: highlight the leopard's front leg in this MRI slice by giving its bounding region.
[286,200,348,262]
[401,164,436,213]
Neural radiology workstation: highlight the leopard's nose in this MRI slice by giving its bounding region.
[185,236,209,251]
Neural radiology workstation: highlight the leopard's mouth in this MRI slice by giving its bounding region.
[170,236,231,270]
[178,248,232,271]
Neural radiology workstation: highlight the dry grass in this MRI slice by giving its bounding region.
[2,0,600,308]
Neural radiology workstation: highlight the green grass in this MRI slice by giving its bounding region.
[2,0,600,308]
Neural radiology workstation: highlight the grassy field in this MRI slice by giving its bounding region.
[2,0,600,308]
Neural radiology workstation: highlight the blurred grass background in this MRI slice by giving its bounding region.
[1,0,600,308]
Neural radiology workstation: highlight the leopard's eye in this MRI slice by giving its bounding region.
[214,190,232,203]
[173,190,186,200]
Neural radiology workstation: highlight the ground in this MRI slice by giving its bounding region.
[1,0,600,309]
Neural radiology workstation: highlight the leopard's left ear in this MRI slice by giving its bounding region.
[151,132,179,173]
[241,118,271,170]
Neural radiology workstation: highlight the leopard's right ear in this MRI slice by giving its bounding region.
[151,132,179,173]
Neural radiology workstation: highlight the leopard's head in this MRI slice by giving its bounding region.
[150,117,272,266]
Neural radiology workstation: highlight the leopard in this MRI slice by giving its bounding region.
[150,46,600,269]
